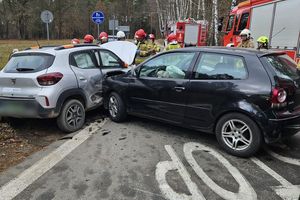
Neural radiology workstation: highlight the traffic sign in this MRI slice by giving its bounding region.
[118,26,130,32]
[91,11,105,25]
[41,10,53,41]
[41,10,54,24]
[109,20,119,31]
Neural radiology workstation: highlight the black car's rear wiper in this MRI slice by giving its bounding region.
[16,68,35,72]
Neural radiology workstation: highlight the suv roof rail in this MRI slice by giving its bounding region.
[24,45,59,50]
[54,44,99,50]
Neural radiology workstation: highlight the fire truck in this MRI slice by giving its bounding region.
[223,0,300,66]
[166,18,208,47]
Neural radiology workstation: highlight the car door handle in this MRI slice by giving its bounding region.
[79,77,87,81]
[174,86,185,92]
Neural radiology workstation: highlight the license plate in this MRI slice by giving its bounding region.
[0,102,27,115]
[2,87,22,93]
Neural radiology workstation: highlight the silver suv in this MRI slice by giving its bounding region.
[0,44,127,132]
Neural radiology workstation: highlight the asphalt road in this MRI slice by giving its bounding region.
[0,116,299,200]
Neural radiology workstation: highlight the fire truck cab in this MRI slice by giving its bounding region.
[167,18,208,47]
[223,0,300,66]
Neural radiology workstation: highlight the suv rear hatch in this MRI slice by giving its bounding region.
[0,52,55,98]
[262,53,300,114]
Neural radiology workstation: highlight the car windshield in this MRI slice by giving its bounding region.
[4,53,55,73]
[264,54,299,80]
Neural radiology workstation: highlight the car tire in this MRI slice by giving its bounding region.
[57,99,85,133]
[215,113,262,158]
[108,92,127,122]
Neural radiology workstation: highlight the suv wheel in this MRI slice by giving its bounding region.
[215,113,262,157]
[108,92,127,122]
[57,99,85,133]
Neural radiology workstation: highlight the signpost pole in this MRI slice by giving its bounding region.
[46,23,49,41]
[113,15,115,37]
[97,24,100,37]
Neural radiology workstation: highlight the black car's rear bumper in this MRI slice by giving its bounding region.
[263,111,300,143]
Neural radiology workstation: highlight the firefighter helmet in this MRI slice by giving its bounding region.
[135,29,147,39]
[257,36,269,44]
[84,34,94,43]
[99,32,108,40]
[117,31,126,40]
[149,34,155,40]
[71,38,80,44]
[240,29,251,39]
[167,33,177,43]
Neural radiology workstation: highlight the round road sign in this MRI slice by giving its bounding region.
[41,10,54,24]
[91,11,105,25]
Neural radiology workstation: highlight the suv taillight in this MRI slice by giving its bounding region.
[37,72,63,86]
[271,88,287,108]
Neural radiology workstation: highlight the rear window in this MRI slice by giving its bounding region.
[4,53,55,73]
[264,54,299,80]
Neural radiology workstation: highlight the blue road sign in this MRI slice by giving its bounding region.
[91,11,105,25]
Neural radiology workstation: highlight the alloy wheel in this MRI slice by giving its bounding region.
[66,104,84,129]
[109,96,118,118]
[221,119,253,151]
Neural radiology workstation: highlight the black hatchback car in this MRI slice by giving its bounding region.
[103,47,300,157]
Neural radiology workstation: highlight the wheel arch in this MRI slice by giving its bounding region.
[214,109,266,139]
[55,89,87,114]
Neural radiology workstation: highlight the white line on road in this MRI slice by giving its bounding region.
[251,157,300,200]
[0,119,107,200]
[184,142,257,200]
[251,157,293,186]
[131,187,166,198]
[265,148,300,166]
[156,145,206,200]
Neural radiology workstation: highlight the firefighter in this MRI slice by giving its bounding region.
[148,34,160,53]
[71,38,80,44]
[117,31,126,41]
[134,29,153,64]
[237,29,254,48]
[257,36,269,50]
[83,34,94,44]
[165,33,181,51]
[99,32,108,44]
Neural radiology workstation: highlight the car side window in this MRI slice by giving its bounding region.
[193,53,247,80]
[139,52,195,79]
[99,50,121,68]
[94,50,101,66]
[72,51,97,69]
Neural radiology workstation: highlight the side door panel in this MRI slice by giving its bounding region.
[69,50,103,108]
[128,52,198,124]
[185,52,250,132]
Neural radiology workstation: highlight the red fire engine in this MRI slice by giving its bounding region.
[223,0,300,66]
[167,18,208,47]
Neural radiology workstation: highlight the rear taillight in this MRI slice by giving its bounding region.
[271,88,287,108]
[37,72,63,86]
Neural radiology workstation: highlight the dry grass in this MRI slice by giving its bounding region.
[0,40,71,69]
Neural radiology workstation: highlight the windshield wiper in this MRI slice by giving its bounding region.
[16,68,34,72]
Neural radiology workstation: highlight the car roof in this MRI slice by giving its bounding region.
[13,45,102,56]
[170,46,286,57]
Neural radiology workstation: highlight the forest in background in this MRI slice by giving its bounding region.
[0,0,245,45]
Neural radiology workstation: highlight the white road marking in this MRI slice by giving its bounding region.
[131,187,166,198]
[156,145,206,200]
[184,142,257,200]
[251,157,300,200]
[265,148,300,166]
[0,120,107,200]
